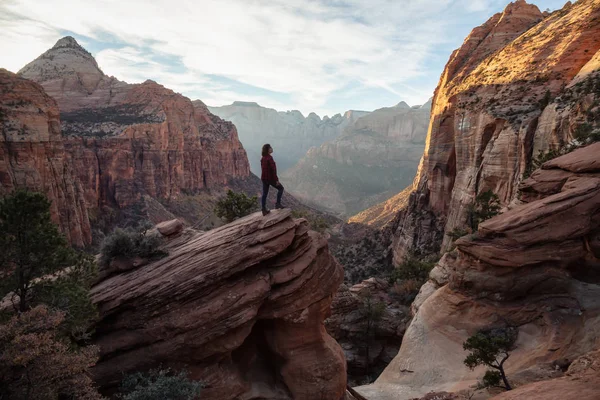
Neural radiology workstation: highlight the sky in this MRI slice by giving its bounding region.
[0,0,569,117]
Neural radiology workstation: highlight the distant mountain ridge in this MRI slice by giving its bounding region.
[282,100,431,216]
[209,101,370,173]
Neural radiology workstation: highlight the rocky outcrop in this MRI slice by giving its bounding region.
[209,101,369,173]
[90,210,347,400]
[18,37,250,216]
[391,0,600,261]
[283,102,430,217]
[491,350,600,400]
[0,69,91,246]
[356,143,600,399]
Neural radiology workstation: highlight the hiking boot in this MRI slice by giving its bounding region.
[262,208,271,216]
[275,203,284,209]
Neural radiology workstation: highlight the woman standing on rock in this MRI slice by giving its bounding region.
[261,143,285,216]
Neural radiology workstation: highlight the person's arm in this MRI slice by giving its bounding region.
[270,157,279,183]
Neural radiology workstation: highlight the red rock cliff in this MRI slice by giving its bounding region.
[357,142,600,399]
[0,69,91,246]
[392,0,600,261]
[18,37,250,211]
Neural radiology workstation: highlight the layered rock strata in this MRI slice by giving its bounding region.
[0,69,91,246]
[356,143,600,399]
[392,0,600,261]
[90,210,347,400]
[18,37,250,213]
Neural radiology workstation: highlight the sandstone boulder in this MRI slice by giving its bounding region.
[491,350,600,400]
[91,210,347,400]
[156,218,184,236]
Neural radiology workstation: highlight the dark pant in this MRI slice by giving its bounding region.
[262,181,284,209]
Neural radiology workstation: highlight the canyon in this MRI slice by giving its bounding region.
[353,0,600,398]
[6,36,251,243]
[283,101,430,216]
[2,0,600,399]
[209,101,369,174]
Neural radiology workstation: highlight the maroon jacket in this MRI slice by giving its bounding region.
[261,155,278,183]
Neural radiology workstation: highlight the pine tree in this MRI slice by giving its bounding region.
[463,328,517,390]
[0,190,84,309]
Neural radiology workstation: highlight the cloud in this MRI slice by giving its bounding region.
[0,0,569,116]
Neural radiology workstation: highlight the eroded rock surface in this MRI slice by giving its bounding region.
[356,144,600,399]
[391,0,600,260]
[0,69,91,246]
[91,210,347,400]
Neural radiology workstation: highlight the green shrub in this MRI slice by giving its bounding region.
[538,89,552,109]
[463,327,518,391]
[358,292,386,382]
[389,255,436,304]
[119,368,204,400]
[574,122,600,143]
[468,190,501,231]
[32,254,98,340]
[99,221,166,267]
[214,190,258,223]
[447,227,469,242]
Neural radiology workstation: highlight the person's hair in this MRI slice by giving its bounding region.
[262,144,271,157]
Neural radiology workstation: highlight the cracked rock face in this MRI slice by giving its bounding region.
[90,210,347,400]
[0,69,91,246]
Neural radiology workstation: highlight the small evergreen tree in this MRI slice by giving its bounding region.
[538,89,552,109]
[32,254,99,340]
[463,327,517,391]
[119,368,204,400]
[214,190,258,223]
[0,190,75,312]
[359,292,385,382]
[468,190,501,231]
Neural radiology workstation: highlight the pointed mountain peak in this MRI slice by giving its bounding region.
[18,36,104,87]
[52,36,85,51]
[395,101,410,109]
[501,0,542,18]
